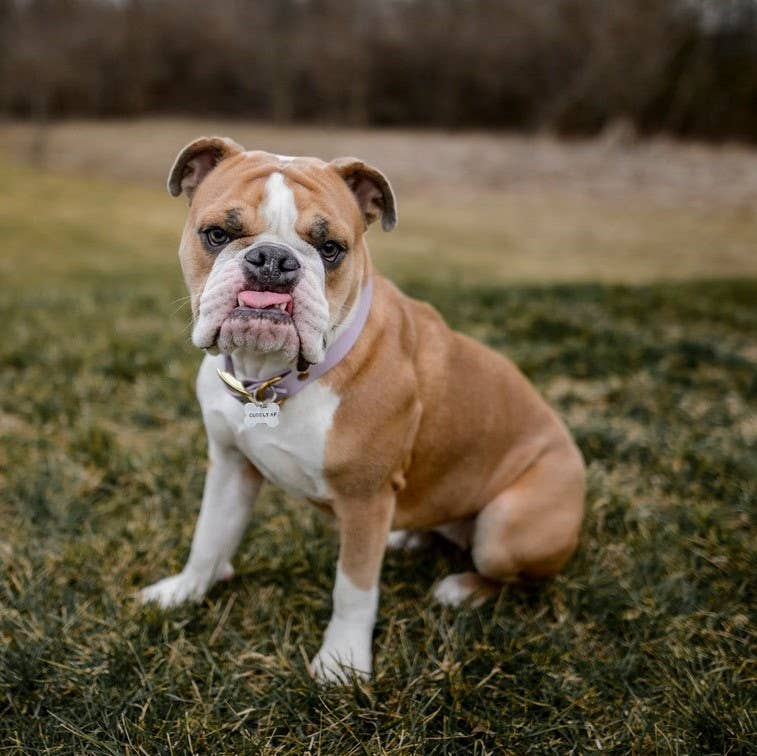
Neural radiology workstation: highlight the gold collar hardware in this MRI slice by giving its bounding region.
[216,368,287,405]
[252,374,286,403]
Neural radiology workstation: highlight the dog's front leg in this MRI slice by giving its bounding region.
[310,488,395,684]
[140,442,262,608]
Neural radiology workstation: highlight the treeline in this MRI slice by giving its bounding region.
[2,0,757,141]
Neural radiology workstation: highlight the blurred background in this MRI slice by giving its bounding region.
[4,0,757,138]
[1,0,757,285]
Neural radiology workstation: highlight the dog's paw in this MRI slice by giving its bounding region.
[386,529,433,551]
[139,571,210,609]
[310,620,372,684]
[432,571,499,608]
[310,647,371,685]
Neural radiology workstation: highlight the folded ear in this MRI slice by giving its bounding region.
[167,136,245,201]
[330,157,397,231]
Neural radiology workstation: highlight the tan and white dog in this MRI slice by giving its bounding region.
[140,136,586,683]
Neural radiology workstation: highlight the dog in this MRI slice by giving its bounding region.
[140,137,586,683]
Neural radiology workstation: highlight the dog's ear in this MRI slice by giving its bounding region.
[330,157,397,231]
[167,136,245,202]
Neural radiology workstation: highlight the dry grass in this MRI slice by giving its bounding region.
[3,118,757,283]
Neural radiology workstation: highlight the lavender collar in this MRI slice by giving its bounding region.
[219,277,373,404]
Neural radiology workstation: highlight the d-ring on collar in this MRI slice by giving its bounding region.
[217,277,373,405]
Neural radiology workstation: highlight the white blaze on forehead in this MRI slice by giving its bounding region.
[260,171,299,243]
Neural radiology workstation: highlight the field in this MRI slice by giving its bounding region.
[0,120,755,753]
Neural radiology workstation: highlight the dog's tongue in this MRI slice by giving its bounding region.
[238,290,292,308]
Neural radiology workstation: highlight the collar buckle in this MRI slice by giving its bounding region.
[216,369,287,405]
[253,374,286,403]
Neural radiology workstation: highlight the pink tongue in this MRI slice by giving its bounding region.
[238,290,292,308]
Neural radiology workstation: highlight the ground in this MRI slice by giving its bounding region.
[0,122,755,753]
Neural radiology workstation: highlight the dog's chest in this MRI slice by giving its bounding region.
[236,385,339,500]
[197,356,339,501]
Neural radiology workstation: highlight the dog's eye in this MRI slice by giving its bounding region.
[320,240,345,263]
[202,226,231,249]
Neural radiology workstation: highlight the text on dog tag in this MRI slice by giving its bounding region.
[244,401,280,428]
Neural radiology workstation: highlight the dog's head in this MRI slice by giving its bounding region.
[168,137,396,363]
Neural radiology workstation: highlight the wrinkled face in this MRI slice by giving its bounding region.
[173,146,393,365]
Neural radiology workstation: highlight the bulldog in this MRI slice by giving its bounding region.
[140,136,586,683]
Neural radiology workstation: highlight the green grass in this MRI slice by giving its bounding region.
[1,161,755,753]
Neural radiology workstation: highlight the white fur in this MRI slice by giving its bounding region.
[433,572,496,607]
[310,563,377,683]
[259,171,300,243]
[197,353,339,501]
[191,244,246,349]
[386,529,434,551]
[433,573,477,606]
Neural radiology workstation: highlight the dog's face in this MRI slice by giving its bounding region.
[169,137,396,363]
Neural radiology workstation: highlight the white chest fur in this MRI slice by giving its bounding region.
[196,354,339,501]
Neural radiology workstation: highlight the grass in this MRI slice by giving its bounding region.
[1,154,755,753]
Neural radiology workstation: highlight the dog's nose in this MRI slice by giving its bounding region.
[243,243,300,286]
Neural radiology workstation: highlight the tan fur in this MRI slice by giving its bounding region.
[322,275,585,589]
[173,141,585,597]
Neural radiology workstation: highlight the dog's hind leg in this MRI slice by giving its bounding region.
[434,440,585,607]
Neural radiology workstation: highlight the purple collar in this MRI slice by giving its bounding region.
[218,277,373,404]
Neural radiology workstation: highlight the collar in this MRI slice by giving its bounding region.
[217,276,373,405]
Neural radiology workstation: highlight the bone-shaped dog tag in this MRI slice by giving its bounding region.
[244,401,280,428]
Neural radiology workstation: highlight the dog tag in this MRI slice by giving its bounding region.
[244,401,280,428]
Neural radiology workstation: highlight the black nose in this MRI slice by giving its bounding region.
[243,243,301,286]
